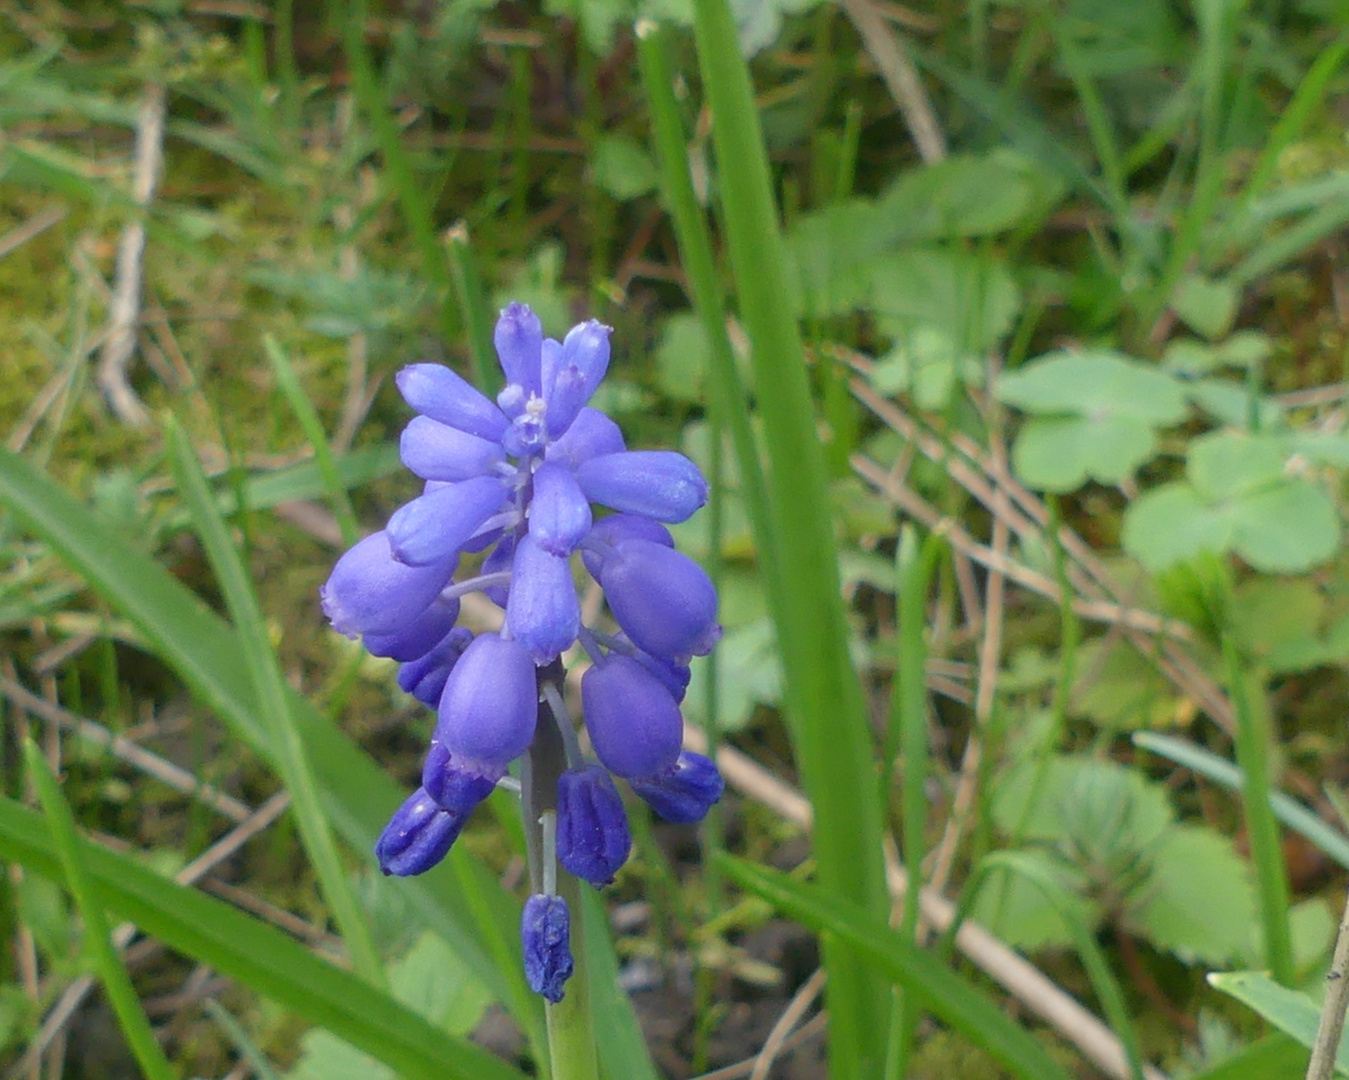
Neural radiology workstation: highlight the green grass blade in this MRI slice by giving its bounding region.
[1240,31,1349,208]
[687,2,892,1071]
[342,0,455,340]
[203,1000,285,1080]
[1187,1034,1308,1080]
[263,334,360,548]
[165,416,383,986]
[0,446,547,1053]
[578,888,660,1080]
[1134,731,1349,871]
[979,851,1146,1080]
[634,21,776,591]
[718,855,1076,1080]
[0,793,526,1080]
[1223,633,1294,984]
[1209,971,1349,1072]
[23,742,176,1080]
[446,223,502,396]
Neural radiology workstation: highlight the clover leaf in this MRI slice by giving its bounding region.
[996,350,1188,492]
[1122,431,1342,574]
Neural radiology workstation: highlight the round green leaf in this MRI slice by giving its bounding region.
[1228,479,1340,574]
[1122,482,1235,570]
[1127,825,1255,964]
[997,350,1188,423]
[1011,414,1158,491]
[1186,432,1288,501]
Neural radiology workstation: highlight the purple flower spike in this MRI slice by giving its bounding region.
[320,531,456,638]
[365,597,461,662]
[435,633,538,770]
[495,302,544,402]
[557,766,631,887]
[506,535,580,663]
[386,475,509,567]
[575,450,708,524]
[396,364,508,442]
[630,752,725,824]
[375,788,466,876]
[601,540,721,658]
[546,408,625,469]
[398,627,473,707]
[581,514,674,582]
[422,740,500,815]
[400,416,505,482]
[582,655,683,780]
[529,461,593,556]
[521,894,574,1003]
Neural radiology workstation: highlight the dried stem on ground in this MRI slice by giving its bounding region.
[839,0,947,164]
[97,82,166,427]
[681,726,1168,1080]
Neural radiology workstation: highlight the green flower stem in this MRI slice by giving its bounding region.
[524,664,598,1080]
[1223,631,1294,984]
[683,1,893,1071]
[24,740,176,1080]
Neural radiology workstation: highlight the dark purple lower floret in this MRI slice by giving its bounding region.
[397,627,473,707]
[521,894,574,1003]
[365,597,461,662]
[629,752,724,824]
[375,787,467,876]
[421,740,500,815]
[556,765,631,886]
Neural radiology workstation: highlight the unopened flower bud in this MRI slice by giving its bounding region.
[435,633,538,770]
[521,894,574,1003]
[600,539,721,658]
[375,788,467,876]
[575,450,708,523]
[581,655,683,780]
[320,531,455,638]
[556,766,631,886]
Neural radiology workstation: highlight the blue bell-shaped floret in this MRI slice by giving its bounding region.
[575,450,708,524]
[630,752,725,824]
[320,531,456,638]
[434,632,538,771]
[581,654,683,780]
[556,765,631,886]
[375,787,468,876]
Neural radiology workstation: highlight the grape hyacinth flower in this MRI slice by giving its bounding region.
[321,303,724,1003]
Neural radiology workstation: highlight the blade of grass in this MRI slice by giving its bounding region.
[0,792,526,1080]
[22,742,176,1080]
[1133,731,1349,871]
[1222,632,1293,984]
[165,416,383,986]
[883,527,944,1080]
[1210,971,1349,1073]
[718,854,1076,1080]
[1188,1034,1307,1080]
[634,21,776,587]
[342,0,456,341]
[203,1000,285,1080]
[446,223,502,396]
[976,851,1146,1080]
[686,3,893,1072]
[0,446,540,1037]
[263,334,360,549]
